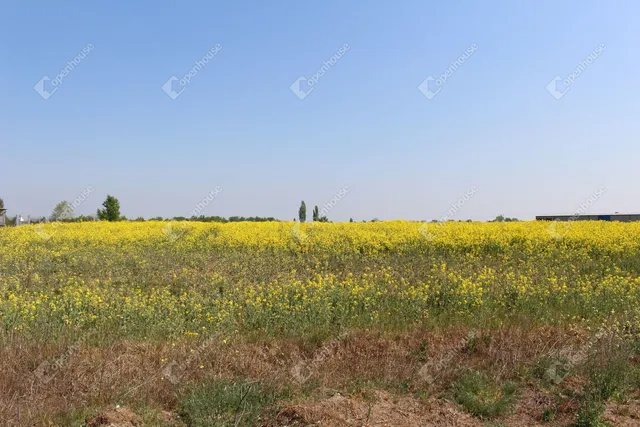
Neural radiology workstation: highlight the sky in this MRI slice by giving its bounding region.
[1,0,639,222]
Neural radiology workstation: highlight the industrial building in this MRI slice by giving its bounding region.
[536,213,640,222]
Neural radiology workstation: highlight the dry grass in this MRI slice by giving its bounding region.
[0,325,613,425]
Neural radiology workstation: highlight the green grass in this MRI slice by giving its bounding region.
[571,345,635,427]
[453,370,516,419]
[177,379,288,427]
[573,397,607,427]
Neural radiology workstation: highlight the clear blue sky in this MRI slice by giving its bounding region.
[1,0,638,221]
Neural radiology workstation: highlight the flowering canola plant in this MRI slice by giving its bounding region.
[1,220,640,339]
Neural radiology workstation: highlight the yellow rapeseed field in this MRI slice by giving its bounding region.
[1,220,639,339]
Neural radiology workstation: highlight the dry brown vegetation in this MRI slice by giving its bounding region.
[2,325,639,426]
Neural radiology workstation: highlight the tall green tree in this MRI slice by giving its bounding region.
[298,201,307,223]
[312,205,319,221]
[50,201,74,221]
[0,198,4,209]
[97,195,121,221]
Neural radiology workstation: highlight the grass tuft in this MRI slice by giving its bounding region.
[177,379,287,427]
[453,370,516,419]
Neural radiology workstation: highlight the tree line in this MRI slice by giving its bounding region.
[0,195,278,224]
[0,195,518,225]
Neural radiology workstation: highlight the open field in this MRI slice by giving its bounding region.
[2,221,640,426]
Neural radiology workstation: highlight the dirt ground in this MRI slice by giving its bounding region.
[273,389,566,427]
[86,389,640,427]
